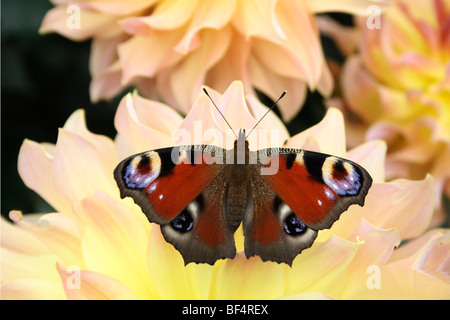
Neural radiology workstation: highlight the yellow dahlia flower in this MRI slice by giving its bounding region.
[335,0,450,211]
[40,0,388,120]
[2,82,449,299]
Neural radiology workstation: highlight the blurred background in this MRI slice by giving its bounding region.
[2,0,348,217]
[2,0,118,216]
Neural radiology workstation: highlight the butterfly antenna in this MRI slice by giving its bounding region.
[245,91,287,139]
[203,88,238,138]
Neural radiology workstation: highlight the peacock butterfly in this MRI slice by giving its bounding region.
[114,90,372,266]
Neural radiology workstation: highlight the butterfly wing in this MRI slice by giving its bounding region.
[114,145,237,265]
[243,148,372,265]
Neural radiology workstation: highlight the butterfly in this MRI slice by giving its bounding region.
[114,91,373,266]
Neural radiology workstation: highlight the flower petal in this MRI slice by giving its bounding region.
[57,263,139,300]
[286,108,346,157]
[284,236,360,298]
[210,253,286,299]
[18,139,72,214]
[115,92,183,155]
[346,140,387,183]
[75,192,156,299]
[146,225,215,299]
[40,6,121,40]
[1,279,66,300]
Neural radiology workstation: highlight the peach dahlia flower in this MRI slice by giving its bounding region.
[333,0,450,211]
[2,82,449,299]
[40,0,388,120]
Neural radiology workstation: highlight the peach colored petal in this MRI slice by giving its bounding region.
[231,0,286,41]
[120,0,197,33]
[90,60,124,103]
[57,263,139,300]
[265,0,323,88]
[40,6,121,41]
[169,27,233,115]
[380,230,450,299]
[391,229,450,281]
[330,175,436,241]
[248,53,308,121]
[204,29,252,97]
[76,0,157,16]
[346,140,387,183]
[173,0,236,54]
[286,108,346,157]
[89,35,124,79]
[118,30,185,84]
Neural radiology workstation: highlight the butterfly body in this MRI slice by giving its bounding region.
[114,130,372,266]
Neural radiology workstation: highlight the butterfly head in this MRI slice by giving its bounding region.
[233,129,250,164]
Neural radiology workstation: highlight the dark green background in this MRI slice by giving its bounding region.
[1,1,355,217]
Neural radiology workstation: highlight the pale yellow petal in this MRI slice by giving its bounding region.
[1,248,59,285]
[1,215,50,256]
[1,279,66,300]
[340,220,401,299]
[114,92,182,154]
[284,236,360,298]
[52,129,118,203]
[57,263,139,300]
[147,225,217,299]
[210,253,286,299]
[75,192,156,299]
[63,109,118,171]
[6,213,85,269]
[18,140,72,214]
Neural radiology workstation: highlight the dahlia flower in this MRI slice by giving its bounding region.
[333,0,450,213]
[2,82,448,299]
[40,0,388,120]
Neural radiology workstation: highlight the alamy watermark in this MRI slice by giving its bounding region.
[66,4,81,30]
[366,5,382,30]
